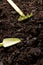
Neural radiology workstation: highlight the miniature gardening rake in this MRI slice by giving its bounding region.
[0,38,21,47]
[7,0,33,21]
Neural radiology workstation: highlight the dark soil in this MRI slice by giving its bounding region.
[0,0,43,65]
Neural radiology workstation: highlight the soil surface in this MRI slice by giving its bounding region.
[0,0,43,65]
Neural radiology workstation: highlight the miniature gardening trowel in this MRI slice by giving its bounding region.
[0,38,21,47]
[7,0,33,21]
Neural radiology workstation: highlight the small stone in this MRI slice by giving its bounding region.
[11,11,16,14]
[0,61,3,65]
